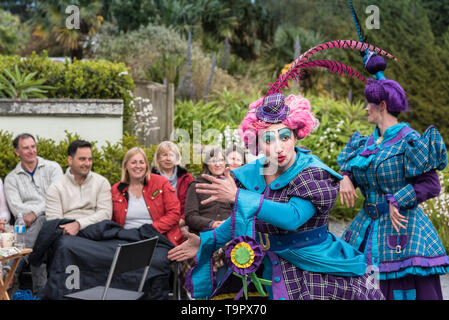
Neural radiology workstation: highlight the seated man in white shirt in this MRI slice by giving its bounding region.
[45,140,112,235]
[4,133,63,295]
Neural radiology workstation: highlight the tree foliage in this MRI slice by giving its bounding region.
[0,9,28,55]
[260,0,449,141]
[28,0,104,59]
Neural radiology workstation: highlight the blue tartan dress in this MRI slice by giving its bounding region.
[338,123,449,286]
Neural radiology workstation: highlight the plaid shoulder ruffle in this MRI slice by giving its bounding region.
[337,131,368,171]
[404,126,448,178]
[287,167,340,215]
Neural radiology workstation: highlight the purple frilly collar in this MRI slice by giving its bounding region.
[359,125,414,157]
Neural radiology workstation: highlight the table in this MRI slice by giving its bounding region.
[0,248,32,300]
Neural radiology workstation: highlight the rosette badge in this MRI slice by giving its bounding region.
[225,235,272,299]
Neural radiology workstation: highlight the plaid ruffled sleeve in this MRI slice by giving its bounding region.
[337,131,369,172]
[287,167,340,215]
[404,126,447,178]
[391,126,447,210]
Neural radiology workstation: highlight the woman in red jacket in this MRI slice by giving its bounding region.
[111,147,184,246]
[151,141,194,230]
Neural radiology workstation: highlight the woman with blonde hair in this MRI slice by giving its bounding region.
[112,147,184,246]
[151,141,194,228]
[111,147,185,299]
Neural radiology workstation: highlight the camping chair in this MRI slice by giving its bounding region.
[65,237,159,300]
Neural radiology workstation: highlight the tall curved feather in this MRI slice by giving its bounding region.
[298,40,398,64]
[296,60,367,82]
[266,60,367,95]
[349,0,365,42]
[266,40,399,95]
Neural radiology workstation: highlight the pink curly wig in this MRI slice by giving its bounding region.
[238,93,319,154]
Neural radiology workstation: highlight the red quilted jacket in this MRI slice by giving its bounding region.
[151,166,194,219]
[111,174,185,246]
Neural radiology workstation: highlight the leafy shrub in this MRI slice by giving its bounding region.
[0,65,55,98]
[0,9,28,55]
[0,130,18,181]
[95,23,261,101]
[174,88,254,138]
[300,95,371,171]
[0,52,135,130]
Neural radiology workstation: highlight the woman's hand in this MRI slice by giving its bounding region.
[196,167,237,205]
[389,202,408,233]
[179,218,186,228]
[339,175,358,208]
[168,228,201,262]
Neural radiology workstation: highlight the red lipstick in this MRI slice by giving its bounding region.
[277,155,286,163]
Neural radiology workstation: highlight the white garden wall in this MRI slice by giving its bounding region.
[0,99,123,148]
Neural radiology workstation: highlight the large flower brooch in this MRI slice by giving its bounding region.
[225,235,272,299]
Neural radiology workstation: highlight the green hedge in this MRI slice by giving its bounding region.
[0,51,135,130]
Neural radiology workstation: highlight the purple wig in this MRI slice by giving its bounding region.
[365,54,387,74]
[364,78,409,113]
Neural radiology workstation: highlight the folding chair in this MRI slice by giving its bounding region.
[65,237,158,300]
[169,261,181,300]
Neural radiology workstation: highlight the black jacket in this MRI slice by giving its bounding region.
[29,219,174,300]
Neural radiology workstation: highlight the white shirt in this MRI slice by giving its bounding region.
[124,192,153,229]
[45,168,112,230]
[4,156,63,219]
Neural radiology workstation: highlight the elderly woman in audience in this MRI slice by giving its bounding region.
[176,147,233,298]
[185,146,232,234]
[152,141,194,229]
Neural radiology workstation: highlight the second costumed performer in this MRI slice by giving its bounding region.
[168,40,395,300]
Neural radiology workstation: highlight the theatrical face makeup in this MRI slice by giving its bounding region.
[259,123,296,173]
[365,101,387,125]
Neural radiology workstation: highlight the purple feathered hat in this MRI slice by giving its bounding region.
[364,78,409,113]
